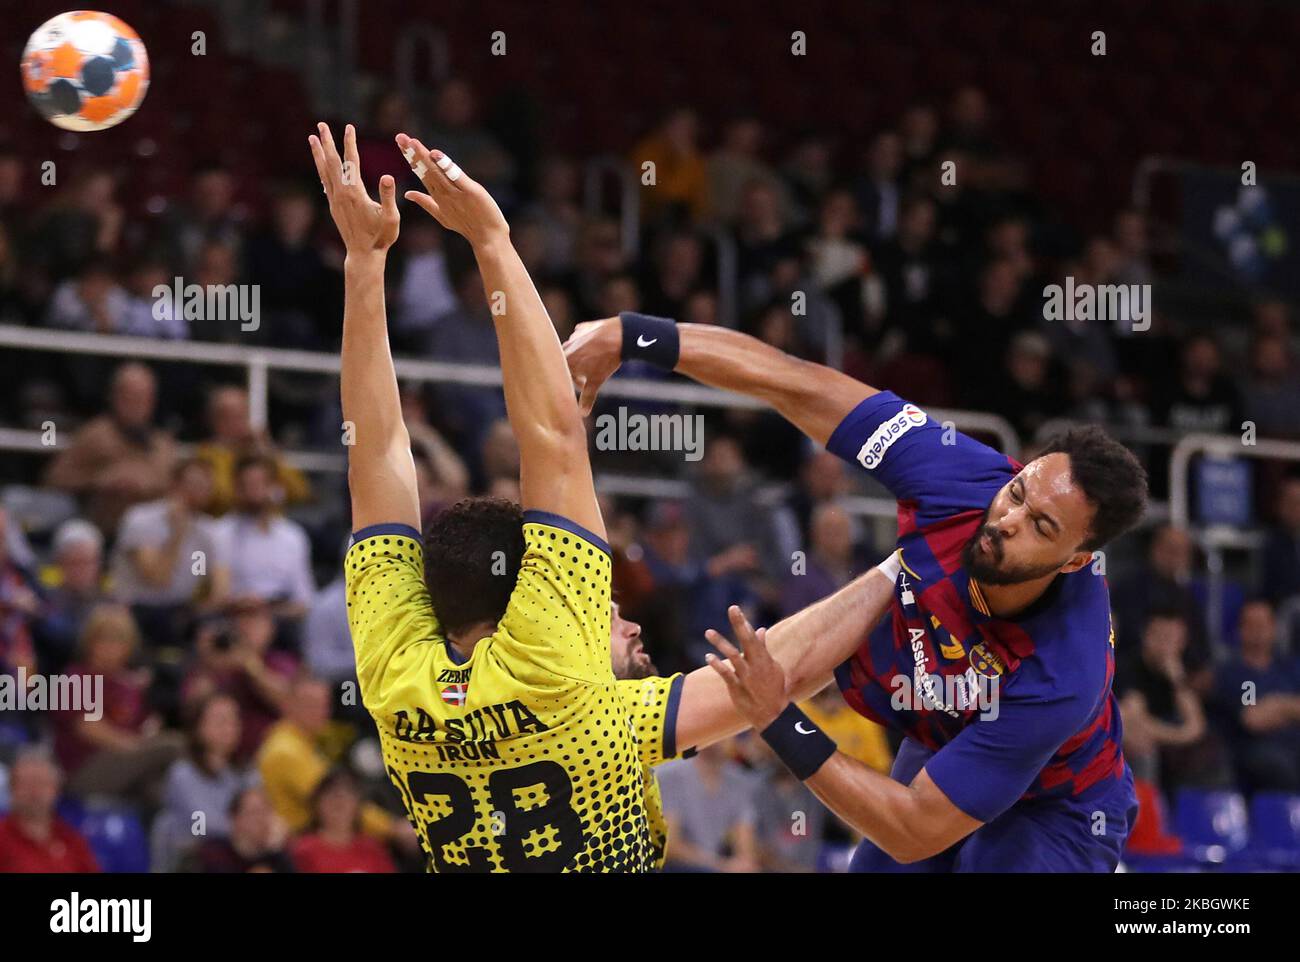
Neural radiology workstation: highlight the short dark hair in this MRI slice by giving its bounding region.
[423,497,525,637]
[1038,425,1149,552]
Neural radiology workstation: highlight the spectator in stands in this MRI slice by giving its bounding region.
[984,330,1068,440]
[54,604,182,806]
[685,434,782,593]
[256,676,412,849]
[244,185,338,350]
[111,458,228,650]
[772,449,851,557]
[162,165,243,276]
[1153,333,1243,435]
[302,567,353,695]
[631,107,709,225]
[428,270,508,457]
[44,361,177,533]
[30,169,123,283]
[151,692,255,872]
[952,257,1034,406]
[0,749,100,873]
[780,134,834,227]
[390,218,459,354]
[44,261,130,334]
[182,599,296,762]
[867,195,953,366]
[196,386,311,517]
[1117,609,1225,792]
[426,77,517,200]
[1241,331,1300,440]
[519,156,583,273]
[213,455,314,622]
[780,503,856,618]
[1260,475,1300,606]
[186,785,292,873]
[1111,208,1154,288]
[746,738,827,872]
[657,740,760,872]
[707,117,788,226]
[35,518,107,672]
[185,240,247,344]
[399,384,470,527]
[1213,599,1300,792]
[734,180,800,296]
[0,506,41,677]
[1112,524,1213,683]
[805,189,870,334]
[853,131,904,244]
[561,217,627,319]
[119,259,188,339]
[640,231,707,320]
[290,768,397,874]
[898,103,940,186]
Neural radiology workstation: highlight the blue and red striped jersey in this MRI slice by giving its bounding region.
[827,391,1128,823]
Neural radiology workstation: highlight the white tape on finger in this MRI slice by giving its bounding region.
[434,154,463,181]
[402,146,427,179]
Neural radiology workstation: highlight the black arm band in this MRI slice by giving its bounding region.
[619,311,680,369]
[760,704,838,781]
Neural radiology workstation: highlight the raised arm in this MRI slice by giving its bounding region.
[565,315,876,445]
[398,134,603,538]
[308,123,415,532]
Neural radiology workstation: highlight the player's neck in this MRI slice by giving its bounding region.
[974,572,1058,619]
[447,621,497,660]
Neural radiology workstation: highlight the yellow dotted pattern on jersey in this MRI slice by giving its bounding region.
[345,524,655,872]
[614,674,684,870]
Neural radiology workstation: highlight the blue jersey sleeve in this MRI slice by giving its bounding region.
[922,680,1091,823]
[825,391,1017,519]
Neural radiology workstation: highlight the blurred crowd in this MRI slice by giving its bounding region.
[0,74,1299,872]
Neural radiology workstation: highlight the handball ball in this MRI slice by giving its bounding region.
[21,10,149,131]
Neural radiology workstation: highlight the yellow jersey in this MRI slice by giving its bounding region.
[345,513,658,872]
[614,674,687,868]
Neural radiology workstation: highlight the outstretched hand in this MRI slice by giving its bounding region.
[704,605,788,731]
[563,317,623,416]
[307,122,399,254]
[396,132,509,249]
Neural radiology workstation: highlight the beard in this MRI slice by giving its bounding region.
[961,519,1063,586]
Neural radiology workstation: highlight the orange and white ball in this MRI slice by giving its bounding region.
[21,10,149,132]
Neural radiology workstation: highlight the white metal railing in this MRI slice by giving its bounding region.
[0,324,1023,519]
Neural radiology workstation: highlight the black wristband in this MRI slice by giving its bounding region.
[760,704,837,781]
[619,311,680,370]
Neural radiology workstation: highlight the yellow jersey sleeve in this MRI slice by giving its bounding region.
[344,523,443,699]
[492,511,613,686]
[615,674,686,768]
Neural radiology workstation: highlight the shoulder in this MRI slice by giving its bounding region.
[1008,571,1113,704]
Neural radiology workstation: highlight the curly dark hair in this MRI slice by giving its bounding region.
[422,497,526,636]
[1038,425,1149,552]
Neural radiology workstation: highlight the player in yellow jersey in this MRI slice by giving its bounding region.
[310,120,657,871]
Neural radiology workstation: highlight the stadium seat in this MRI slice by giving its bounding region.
[1172,788,1250,866]
[1245,792,1300,869]
[77,808,151,874]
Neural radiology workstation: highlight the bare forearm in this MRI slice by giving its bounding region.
[674,324,875,445]
[342,253,405,453]
[341,251,419,529]
[673,567,895,752]
[805,757,973,863]
[474,238,584,450]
